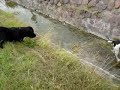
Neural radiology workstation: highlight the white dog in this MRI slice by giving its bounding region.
[108,40,120,62]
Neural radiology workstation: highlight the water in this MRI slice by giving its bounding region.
[0,0,120,84]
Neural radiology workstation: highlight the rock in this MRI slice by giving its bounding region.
[80,10,92,18]
[85,12,92,18]
[82,0,91,5]
[37,0,42,3]
[50,0,54,5]
[102,0,109,5]
[57,2,62,6]
[84,11,92,18]
[59,0,63,4]
[88,0,99,7]
[90,19,94,24]
[115,0,120,9]
[70,0,83,4]
[68,10,75,18]
[108,0,115,10]
[112,28,120,39]
[108,15,120,30]
[54,0,60,5]
[63,0,69,4]
[102,11,112,22]
[96,1,107,11]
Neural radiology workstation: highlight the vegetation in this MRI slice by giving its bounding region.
[5,1,17,8]
[0,10,24,27]
[0,10,119,90]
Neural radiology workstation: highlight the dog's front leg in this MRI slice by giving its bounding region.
[114,47,120,62]
[19,37,24,42]
[0,40,4,48]
[110,47,115,53]
[17,38,24,42]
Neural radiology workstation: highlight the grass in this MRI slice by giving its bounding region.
[5,1,18,8]
[0,9,119,90]
[0,10,24,27]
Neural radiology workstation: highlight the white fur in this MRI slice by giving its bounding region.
[113,44,120,62]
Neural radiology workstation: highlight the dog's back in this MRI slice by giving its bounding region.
[0,27,19,41]
[0,27,9,41]
[0,27,9,32]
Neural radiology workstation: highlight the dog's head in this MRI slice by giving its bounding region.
[108,40,120,47]
[21,26,36,38]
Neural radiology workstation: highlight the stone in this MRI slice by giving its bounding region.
[82,0,90,5]
[96,1,107,11]
[59,0,63,4]
[112,28,120,39]
[70,0,83,4]
[54,0,60,5]
[63,0,69,4]
[108,15,120,29]
[68,10,75,18]
[102,11,112,22]
[37,0,42,3]
[83,11,91,18]
[102,0,109,5]
[90,19,94,24]
[57,2,62,6]
[50,0,54,5]
[115,0,120,9]
[108,0,115,10]
[80,10,92,18]
[84,12,92,18]
[88,0,97,7]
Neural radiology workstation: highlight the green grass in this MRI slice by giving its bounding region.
[5,1,18,8]
[0,9,25,27]
[0,10,119,90]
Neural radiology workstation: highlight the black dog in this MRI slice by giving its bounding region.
[0,26,36,48]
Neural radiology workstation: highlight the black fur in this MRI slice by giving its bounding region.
[112,40,120,47]
[0,26,36,48]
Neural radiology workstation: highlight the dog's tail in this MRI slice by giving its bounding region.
[108,40,113,43]
[105,35,113,43]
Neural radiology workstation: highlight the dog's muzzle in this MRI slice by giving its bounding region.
[31,34,36,38]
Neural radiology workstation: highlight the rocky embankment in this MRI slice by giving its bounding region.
[10,0,120,39]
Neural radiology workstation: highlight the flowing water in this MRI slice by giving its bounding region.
[0,0,120,84]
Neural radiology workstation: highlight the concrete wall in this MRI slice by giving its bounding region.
[10,0,120,39]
